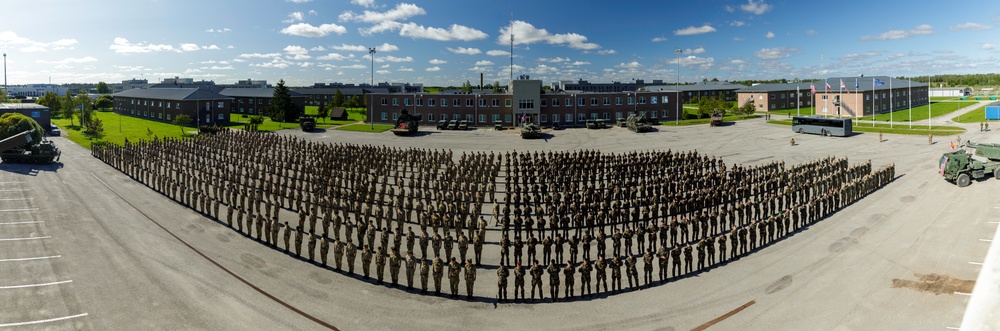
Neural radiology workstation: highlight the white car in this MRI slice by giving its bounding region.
[49,124,61,136]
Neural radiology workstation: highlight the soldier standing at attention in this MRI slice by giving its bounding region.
[497,263,510,302]
[554,234,565,264]
[431,230,443,260]
[282,222,292,252]
[499,234,511,266]
[612,228,622,257]
[563,261,576,298]
[294,226,304,257]
[345,240,357,274]
[319,236,330,266]
[405,251,416,290]
[473,233,484,266]
[375,246,388,284]
[579,260,592,296]
[683,243,694,274]
[657,245,669,282]
[448,257,461,297]
[465,259,476,300]
[547,260,561,302]
[642,249,654,285]
[530,260,544,301]
[596,229,607,258]
[611,256,623,291]
[595,256,608,293]
[419,230,429,259]
[513,236,525,265]
[420,258,430,293]
[625,255,638,289]
[514,262,526,301]
[671,244,682,277]
[361,245,373,279]
[307,233,317,262]
[542,236,553,263]
[527,234,538,264]
[406,227,416,255]
[443,231,454,262]
[623,227,634,256]
[568,236,580,264]
[457,232,469,263]
[432,256,444,295]
[389,248,401,286]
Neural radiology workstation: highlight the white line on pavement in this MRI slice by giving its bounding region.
[0,280,72,290]
[0,189,29,192]
[0,255,61,262]
[0,198,33,201]
[0,313,88,327]
[981,239,993,242]
[0,182,25,185]
[0,208,38,212]
[0,221,43,225]
[954,292,972,296]
[0,236,50,242]
[969,261,984,265]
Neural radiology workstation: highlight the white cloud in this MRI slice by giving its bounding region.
[310,46,326,51]
[331,43,398,52]
[204,45,220,50]
[317,53,353,61]
[730,59,745,64]
[203,65,234,70]
[570,61,590,66]
[36,56,98,64]
[339,3,425,24]
[994,16,1000,22]
[982,43,995,51]
[674,25,716,36]
[730,21,746,27]
[238,53,281,59]
[616,61,641,69]
[448,47,482,55]
[675,56,715,68]
[283,45,311,60]
[652,36,668,42]
[597,49,617,55]
[206,28,231,33]
[109,37,177,54]
[754,47,801,60]
[538,57,570,63]
[401,23,488,41]
[740,0,772,15]
[734,37,745,41]
[765,32,775,39]
[284,12,305,23]
[280,23,347,37]
[724,5,735,13]
[860,24,933,41]
[950,22,992,31]
[475,60,494,66]
[376,69,391,74]
[498,20,601,50]
[685,47,706,55]
[397,67,413,72]
[374,55,412,63]
[487,50,510,56]
[351,0,376,7]
[341,64,367,69]
[180,43,201,51]
[429,59,447,64]
[840,51,880,62]
[805,29,818,36]
[0,32,78,52]
[426,66,441,72]
[249,57,293,69]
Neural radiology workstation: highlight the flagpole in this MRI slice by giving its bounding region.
[908,78,912,129]
[824,79,828,118]
[873,77,876,127]
[928,76,931,131]
[796,85,800,117]
[855,78,859,122]
[889,77,893,129]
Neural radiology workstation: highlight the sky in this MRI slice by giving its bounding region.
[1,0,998,87]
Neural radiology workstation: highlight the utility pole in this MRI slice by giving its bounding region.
[675,48,682,125]
[369,47,376,130]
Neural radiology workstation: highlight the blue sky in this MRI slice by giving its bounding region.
[2,0,998,87]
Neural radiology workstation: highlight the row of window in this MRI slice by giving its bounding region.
[396,111,662,123]
[113,108,226,122]
[378,95,673,108]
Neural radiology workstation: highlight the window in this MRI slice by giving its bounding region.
[453,98,460,107]
[578,113,586,122]
[540,114,548,122]
[166,114,171,121]
[218,114,224,120]
[505,114,512,123]
[381,98,388,106]
[639,97,646,104]
[158,101,162,107]
[518,100,535,110]
[505,99,512,107]
[218,101,224,109]
[166,102,171,108]
[627,97,634,105]
[822,95,828,100]
[392,113,399,121]
[392,98,399,106]
[466,114,473,121]
[492,114,500,122]
[603,97,610,105]
[651,96,658,104]
[552,98,560,107]
[590,98,597,106]
[540,99,547,107]
[651,111,658,118]
[479,99,486,107]
[428,99,436,106]
[615,97,622,105]
[441,98,447,107]
[417,98,424,106]
[590,113,598,120]
[780,93,786,98]
[466,99,473,107]
[492,99,500,107]
[404,98,410,106]
[381,112,388,120]
[454,114,460,120]
[176,103,180,109]
[258,99,262,104]
[428,114,435,121]
[565,98,571,107]
[479,114,486,123]
[603,113,610,120]
[770,94,776,99]
[552,114,559,122]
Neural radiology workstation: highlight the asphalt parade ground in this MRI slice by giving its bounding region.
[0,117,995,330]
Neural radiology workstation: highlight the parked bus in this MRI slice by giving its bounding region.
[791,116,852,137]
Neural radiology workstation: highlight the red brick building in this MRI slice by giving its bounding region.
[113,88,232,125]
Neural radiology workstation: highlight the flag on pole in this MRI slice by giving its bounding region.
[855,79,859,89]
[520,112,526,123]
[810,83,816,94]
[874,78,885,86]
[840,79,846,90]
[825,81,831,90]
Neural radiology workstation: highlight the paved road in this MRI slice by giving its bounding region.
[1,118,995,330]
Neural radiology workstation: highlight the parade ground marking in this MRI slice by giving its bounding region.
[0,313,88,328]
[0,221,43,225]
[0,208,38,212]
[0,236,51,242]
[0,280,72,290]
[0,255,61,262]
[691,300,756,331]
[0,198,33,201]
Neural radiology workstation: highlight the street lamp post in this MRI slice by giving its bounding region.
[675,48,682,125]
[369,47,376,130]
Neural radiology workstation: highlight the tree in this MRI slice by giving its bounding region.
[84,116,104,136]
[461,80,473,94]
[333,89,344,108]
[345,95,359,109]
[0,113,44,148]
[95,94,113,110]
[317,104,330,122]
[266,79,297,122]
[61,94,77,127]
[35,92,62,113]
[74,93,94,126]
[0,89,7,103]
[172,114,193,134]
[96,81,111,94]
[493,81,503,93]
[739,101,757,117]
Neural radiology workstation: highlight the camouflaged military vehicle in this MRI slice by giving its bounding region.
[627,113,652,133]
[521,121,542,139]
[391,109,422,136]
[299,115,316,131]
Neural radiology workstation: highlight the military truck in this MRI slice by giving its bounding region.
[458,120,469,130]
[0,129,60,164]
[520,121,542,139]
[616,117,627,128]
[390,109,421,136]
[299,115,316,131]
[940,141,1000,187]
[447,120,459,130]
[627,113,652,133]
[437,119,449,130]
[710,110,725,127]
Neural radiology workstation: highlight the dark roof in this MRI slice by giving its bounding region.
[330,107,346,118]
[293,87,390,95]
[219,88,303,98]
[148,83,226,93]
[113,88,232,101]
[737,76,927,93]
[646,82,747,92]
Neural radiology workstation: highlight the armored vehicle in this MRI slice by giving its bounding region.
[458,120,469,130]
[940,141,1000,187]
[616,117,627,128]
[520,121,542,139]
[299,115,316,131]
[627,113,652,133]
[0,129,60,164]
[494,120,504,130]
[710,110,725,127]
[585,119,597,129]
[595,119,608,129]
[447,120,459,130]
[437,119,449,130]
[390,109,422,136]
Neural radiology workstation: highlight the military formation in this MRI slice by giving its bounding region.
[91,131,895,303]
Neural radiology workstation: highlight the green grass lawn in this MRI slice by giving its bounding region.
[336,124,394,133]
[52,111,194,149]
[767,119,965,136]
[659,108,759,126]
[304,106,367,128]
[225,114,298,131]
[953,105,992,123]
[857,101,975,123]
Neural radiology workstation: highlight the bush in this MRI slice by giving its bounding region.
[0,113,44,148]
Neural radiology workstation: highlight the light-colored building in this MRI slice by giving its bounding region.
[929,87,971,97]
[5,84,68,97]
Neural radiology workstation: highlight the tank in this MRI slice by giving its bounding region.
[710,110,725,127]
[520,121,542,139]
[391,109,421,136]
[0,130,60,164]
[627,113,652,133]
[299,115,317,131]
